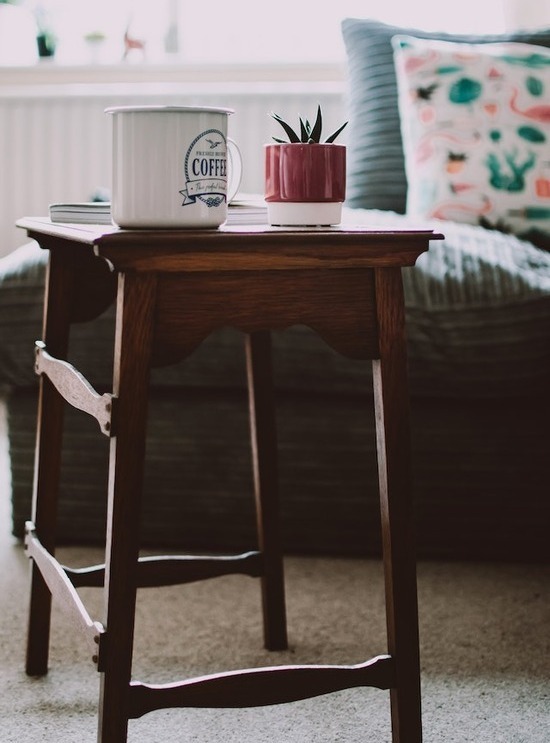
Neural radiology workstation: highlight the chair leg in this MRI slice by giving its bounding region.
[245,331,288,651]
[373,268,422,743]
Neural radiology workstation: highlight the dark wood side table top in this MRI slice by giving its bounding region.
[16,217,441,270]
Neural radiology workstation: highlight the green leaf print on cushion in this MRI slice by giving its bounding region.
[526,76,544,96]
[501,53,550,68]
[486,151,536,192]
[449,78,482,104]
[517,125,546,143]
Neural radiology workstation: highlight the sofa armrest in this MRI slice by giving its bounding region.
[0,241,47,390]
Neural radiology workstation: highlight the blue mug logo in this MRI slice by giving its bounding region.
[180,128,228,208]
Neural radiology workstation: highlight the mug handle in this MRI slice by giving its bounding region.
[227,138,243,203]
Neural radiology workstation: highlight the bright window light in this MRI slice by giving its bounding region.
[178,1,508,64]
[11,0,516,66]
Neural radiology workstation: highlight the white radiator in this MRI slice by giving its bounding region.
[0,82,345,257]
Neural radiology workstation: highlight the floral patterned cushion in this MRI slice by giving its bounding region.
[340,18,550,215]
[393,36,550,245]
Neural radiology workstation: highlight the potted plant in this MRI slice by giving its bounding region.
[34,5,57,59]
[264,105,348,226]
[84,30,107,64]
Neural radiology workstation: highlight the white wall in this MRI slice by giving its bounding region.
[503,0,550,30]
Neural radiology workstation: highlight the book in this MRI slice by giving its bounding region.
[226,194,268,225]
[48,194,268,227]
[49,201,112,225]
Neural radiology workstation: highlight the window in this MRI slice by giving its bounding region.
[15,0,515,67]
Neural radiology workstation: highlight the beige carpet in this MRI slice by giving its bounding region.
[0,401,549,742]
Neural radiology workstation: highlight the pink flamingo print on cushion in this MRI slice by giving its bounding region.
[430,195,493,221]
[510,88,550,123]
[415,130,481,164]
[404,49,438,74]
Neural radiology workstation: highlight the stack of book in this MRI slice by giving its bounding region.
[48,195,268,227]
[225,194,267,225]
[48,201,112,224]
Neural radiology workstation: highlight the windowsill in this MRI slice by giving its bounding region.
[0,60,347,88]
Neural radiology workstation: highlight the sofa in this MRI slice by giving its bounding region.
[2,19,549,561]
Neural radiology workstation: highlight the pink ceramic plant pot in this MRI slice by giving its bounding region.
[264,143,346,226]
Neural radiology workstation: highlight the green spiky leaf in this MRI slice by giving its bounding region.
[325,120,348,143]
[300,117,311,143]
[270,112,300,142]
[310,105,323,142]
[270,106,347,144]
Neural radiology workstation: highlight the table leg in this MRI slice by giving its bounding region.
[26,250,74,676]
[98,273,156,742]
[245,331,288,651]
[373,268,422,743]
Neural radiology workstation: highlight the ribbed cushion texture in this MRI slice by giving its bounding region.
[341,18,550,213]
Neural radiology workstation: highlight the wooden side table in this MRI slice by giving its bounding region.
[17,217,441,743]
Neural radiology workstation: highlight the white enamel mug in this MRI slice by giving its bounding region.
[105,105,242,229]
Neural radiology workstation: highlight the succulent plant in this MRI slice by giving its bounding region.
[270,104,348,144]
